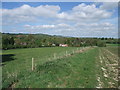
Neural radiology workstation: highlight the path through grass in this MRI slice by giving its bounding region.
[96,46,119,88]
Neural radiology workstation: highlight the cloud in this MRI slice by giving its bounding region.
[2,4,60,24]
[75,22,114,28]
[24,23,72,30]
[24,22,116,35]
[2,3,113,24]
[57,3,112,22]
[100,2,118,10]
[3,4,60,17]
[2,3,118,38]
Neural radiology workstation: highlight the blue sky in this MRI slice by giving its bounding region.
[1,2,118,38]
[2,2,95,11]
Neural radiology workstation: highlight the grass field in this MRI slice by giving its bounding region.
[1,46,119,88]
[106,44,120,47]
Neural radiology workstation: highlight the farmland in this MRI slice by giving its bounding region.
[1,46,119,88]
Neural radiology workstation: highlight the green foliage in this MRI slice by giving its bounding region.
[2,35,15,49]
[97,41,106,47]
[2,33,119,49]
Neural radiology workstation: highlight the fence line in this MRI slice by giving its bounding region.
[31,47,91,70]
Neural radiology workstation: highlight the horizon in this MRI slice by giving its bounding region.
[1,32,119,39]
[1,2,119,38]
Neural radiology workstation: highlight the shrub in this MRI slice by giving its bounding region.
[97,41,106,47]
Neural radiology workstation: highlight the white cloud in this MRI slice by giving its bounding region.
[2,3,118,38]
[2,4,60,24]
[24,22,115,33]
[42,25,55,28]
[100,2,118,10]
[2,3,113,24]
[3,4,60,17]
[56,3,112,22]
[24,23,72,30]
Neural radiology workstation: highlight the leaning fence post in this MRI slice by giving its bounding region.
[32,58,34,71]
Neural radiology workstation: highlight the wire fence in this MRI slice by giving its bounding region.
[31,47,91,71]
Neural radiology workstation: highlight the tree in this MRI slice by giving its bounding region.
[2,35,15,49]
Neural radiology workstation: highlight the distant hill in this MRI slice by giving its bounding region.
[1,32,120,50]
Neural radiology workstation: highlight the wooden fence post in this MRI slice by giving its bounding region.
[32,58,34,71]
[77,48,79,53]
[66,51,68,56]
[54,53,56,59]
[48,58,51,61]
[73,50,74,54]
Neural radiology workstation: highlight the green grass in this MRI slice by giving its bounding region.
[2,47,99,88]
[2,47,81,88]
[2,46,119,88]
[14,48,98,88]
[2,47,80,73]
[106,44,120,47]
[105,46,119,55]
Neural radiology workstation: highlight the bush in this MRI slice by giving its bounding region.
[97,41,106,47]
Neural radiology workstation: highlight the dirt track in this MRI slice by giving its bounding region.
[96,48,119,88]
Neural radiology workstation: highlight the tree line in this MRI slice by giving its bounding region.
[1,33,119,50]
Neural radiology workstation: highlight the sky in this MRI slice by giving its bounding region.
[1,2,119,38]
